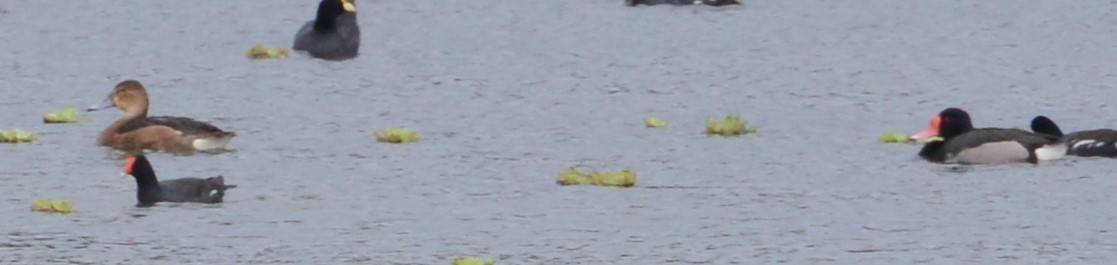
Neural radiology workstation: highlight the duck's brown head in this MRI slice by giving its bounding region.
[87,80,150,116]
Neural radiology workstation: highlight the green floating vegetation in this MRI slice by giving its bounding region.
[375,128,421,144]
[556,167,636,187]
[247,44,289,59]
[0,129,36,143]
[43,107,79,124]
[452,257,495,265]
[877,132,911,144]
[705,115,758,136]
[31,199,74,214]
[644,117,667,128]
[879,132,943,144]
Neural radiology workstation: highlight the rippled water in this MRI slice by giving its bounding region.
[4,0,1117,264]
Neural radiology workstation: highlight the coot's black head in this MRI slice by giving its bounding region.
[314,0,357,30]
[1030,115,1065,137]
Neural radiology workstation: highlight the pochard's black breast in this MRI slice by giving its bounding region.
[1064,129,1117,157]
[118,116,226,135]
[918,140,947,162]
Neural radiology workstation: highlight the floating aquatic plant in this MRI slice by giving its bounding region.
[247,44,289,59]
[645,117,667,128]
[556,168,594,186]
[877,132,911,144]
[879,132,942,144]
[375,128,421,144]
[31,199,74,213]
[556,166,636,187]
[43,107,79,123]
[452,257,495,265]
[705,115,758,136]
[0,129,36,143]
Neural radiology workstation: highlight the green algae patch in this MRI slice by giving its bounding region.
[452,257,494,265]
[879,132,943,144]
[247,44,289,59]
[645,117,668,128]
[556,167,636,187]
[0,129,36,143]
[705,115,758,136]
[32,199,74,214]
[375,128,421,144]
[43,107,79,123]
[877,132,911,144]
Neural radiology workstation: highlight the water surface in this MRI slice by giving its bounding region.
[2,0,1117,264]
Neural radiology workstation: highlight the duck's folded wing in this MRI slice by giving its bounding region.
[1066,129,1117,143]
[119,116,231,136]
[158,177,232,203]
[1065,129,1117,157]
[944,128,1056,150]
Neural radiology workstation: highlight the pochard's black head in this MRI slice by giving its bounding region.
[935,108,974,138]
[124,155,157,181]
[911,107,975,141]
[1030,115,1065,137]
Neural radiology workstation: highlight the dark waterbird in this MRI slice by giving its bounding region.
[293,0,360,60]
[1031,115,1117,158]
[911,108,1065,164]
[87,80,235,154]
[124,155,236,207]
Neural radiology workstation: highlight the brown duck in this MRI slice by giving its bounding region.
[88,80,235,154]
